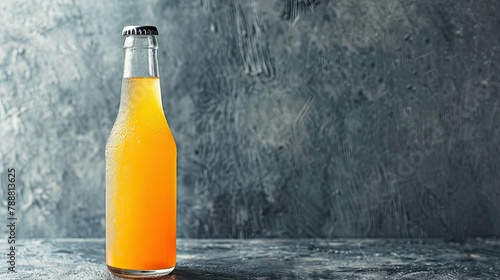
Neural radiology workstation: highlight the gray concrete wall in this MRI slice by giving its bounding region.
[0,0,499,238]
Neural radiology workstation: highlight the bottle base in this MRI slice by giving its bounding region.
[107,265,175,278]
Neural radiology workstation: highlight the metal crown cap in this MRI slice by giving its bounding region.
[122,26,159,36]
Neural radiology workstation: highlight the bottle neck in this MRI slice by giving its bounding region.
[123,35,159,78]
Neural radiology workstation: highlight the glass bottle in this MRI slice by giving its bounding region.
[106,25,177,278]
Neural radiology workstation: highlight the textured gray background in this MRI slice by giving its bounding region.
[0,0,499,239]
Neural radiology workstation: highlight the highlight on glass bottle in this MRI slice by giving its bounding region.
[105,25,177,278]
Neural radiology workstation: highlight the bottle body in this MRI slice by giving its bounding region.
[106,27,176,277]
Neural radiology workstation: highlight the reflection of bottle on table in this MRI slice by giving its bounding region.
[106,25,177,278]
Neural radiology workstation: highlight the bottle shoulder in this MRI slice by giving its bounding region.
[106,113,175,147]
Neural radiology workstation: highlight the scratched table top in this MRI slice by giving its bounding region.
[1,238,499,279]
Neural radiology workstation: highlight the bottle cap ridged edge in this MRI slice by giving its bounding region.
[122,26,159,36]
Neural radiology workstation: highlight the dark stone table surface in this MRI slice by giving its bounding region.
[1,238,499,279]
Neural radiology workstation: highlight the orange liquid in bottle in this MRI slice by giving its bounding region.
[106,77,176,270]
